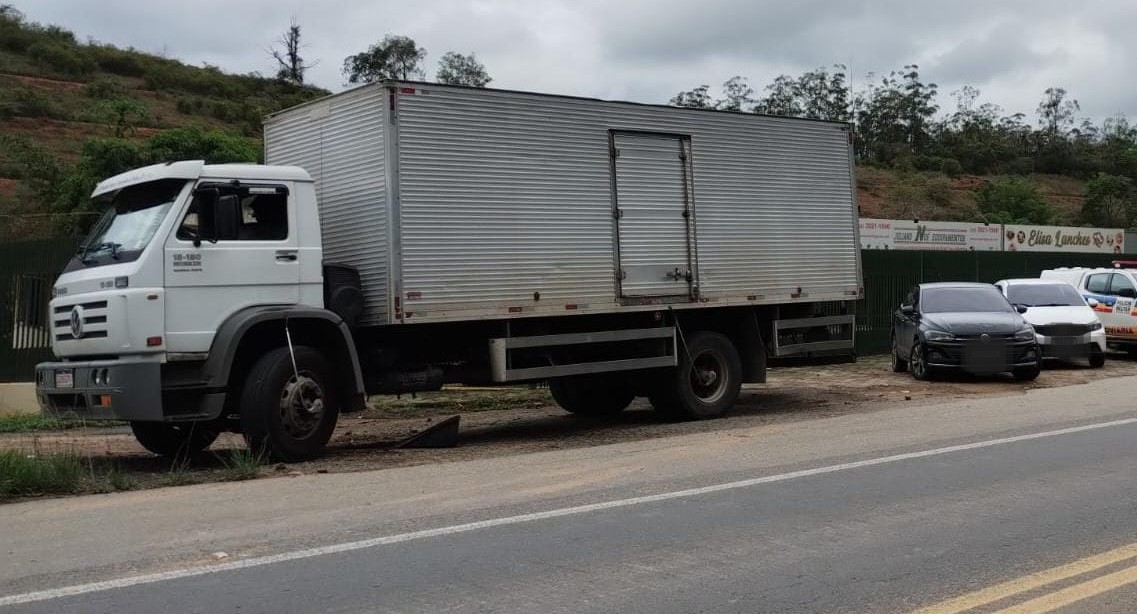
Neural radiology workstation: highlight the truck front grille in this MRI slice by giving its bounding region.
[53,300,110,341]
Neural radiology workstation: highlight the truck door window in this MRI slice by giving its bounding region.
[238,193,288,241]
[1086,273,1110,294]
[178,189,287,242]
[1110,274,1137,298]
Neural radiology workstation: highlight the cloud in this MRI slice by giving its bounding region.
[16,0,1136,121]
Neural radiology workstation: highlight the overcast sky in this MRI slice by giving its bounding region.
[20,0,1137,122]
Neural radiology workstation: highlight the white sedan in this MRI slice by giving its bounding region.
[995,278,1107,368]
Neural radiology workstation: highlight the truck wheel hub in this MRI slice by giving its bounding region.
[280,373,324,438]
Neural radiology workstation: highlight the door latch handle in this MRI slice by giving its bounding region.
[666,267,692,282]
[275,250,298,262]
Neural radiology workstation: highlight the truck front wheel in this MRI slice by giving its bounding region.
[650,331,742,420]
[549,375,635,417]
[240,346,340,462]
[130,421,219,458]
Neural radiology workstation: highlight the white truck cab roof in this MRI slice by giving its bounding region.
[92,160,312,198]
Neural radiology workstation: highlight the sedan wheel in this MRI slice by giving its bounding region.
[910,343,931,381]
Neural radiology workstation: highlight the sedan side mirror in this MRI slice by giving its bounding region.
[1016,305,1029,314]
[1087,298,1100,308]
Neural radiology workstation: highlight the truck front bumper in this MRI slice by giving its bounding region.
[36,358,164,421]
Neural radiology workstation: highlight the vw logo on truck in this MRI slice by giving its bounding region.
[69,306,84,339]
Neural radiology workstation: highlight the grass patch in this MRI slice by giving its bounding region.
[0,414,123,433]
[0,449,81,497]
[218,448,265,481]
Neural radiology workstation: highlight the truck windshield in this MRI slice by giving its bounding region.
[68,178,188,270]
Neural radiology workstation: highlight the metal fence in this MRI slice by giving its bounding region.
[0,238,74,382]
[1,238,1133,381]
[855,250,1133,354]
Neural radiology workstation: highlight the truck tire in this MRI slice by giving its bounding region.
[650,331,742,421]
[549,375,634,417]
[240,346,340,462]
[130,421,219,458]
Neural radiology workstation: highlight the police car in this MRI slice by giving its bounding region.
[1041,261,1137,356]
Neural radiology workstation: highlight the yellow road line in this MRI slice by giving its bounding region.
[993,562,1137,614]
[912,542,1137,614]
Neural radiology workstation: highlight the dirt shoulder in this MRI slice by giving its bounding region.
[4,355,1136,497]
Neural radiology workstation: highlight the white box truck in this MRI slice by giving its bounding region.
[35,82,862,461]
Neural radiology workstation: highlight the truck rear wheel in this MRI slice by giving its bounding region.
[549,375,634,417]
[130,421,219,458]
[650,331,742,420]
[240,346,340,462]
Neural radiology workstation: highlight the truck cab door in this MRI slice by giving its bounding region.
[163,183,301,353]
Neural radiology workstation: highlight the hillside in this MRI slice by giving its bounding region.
[855,168,1088,225]
[0,5,1113,240]
[0,6,327,236]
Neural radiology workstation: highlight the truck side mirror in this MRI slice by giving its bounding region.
[192,187,220,247]
[214,195,241,240]
[900,305,915,316]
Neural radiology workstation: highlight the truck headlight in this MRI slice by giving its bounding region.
[1014,328,1036,341]
[925,330,956,342]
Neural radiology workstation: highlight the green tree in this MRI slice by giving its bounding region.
[716,76,754,112]
[854,65,937,163]
[145,125,258,164]
[96,98,148,137]
[753,74,802,117]
[1082,174,1136,228]
[435,51,491,87]
[976,179,1054,224]
[342,35,426,84]
[669,84,713,109]
[755,65,850,121]
[1037,87,1079,137]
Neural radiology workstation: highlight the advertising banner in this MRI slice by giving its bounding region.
[1002,225,1125,254]
[858,218,1002,251]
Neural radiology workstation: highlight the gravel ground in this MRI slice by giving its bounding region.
[4,353,1135,495]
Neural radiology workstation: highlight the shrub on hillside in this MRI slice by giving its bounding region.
[1082,174,1136,228]
[145,125,258,164]
[976,179,1053,224]
[27,41,95,77]
[84,77,127,100]
[0,87,66,120]
[940,158,964,178]
[88,44,147,77]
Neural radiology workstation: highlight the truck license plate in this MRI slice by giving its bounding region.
[54,370,73,389]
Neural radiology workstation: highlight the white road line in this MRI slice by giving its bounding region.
[2,417,1135,608]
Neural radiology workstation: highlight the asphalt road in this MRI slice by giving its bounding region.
[5,378,1137,613]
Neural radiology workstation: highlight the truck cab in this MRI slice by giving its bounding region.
[36,161,364,461]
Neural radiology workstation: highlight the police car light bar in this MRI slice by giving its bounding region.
[1112,260,1137,269]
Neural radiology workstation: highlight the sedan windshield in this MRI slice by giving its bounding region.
[922,287,1014,313]
[70,179,188,269]
[1005,283,1086,307]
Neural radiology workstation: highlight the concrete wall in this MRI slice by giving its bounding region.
[0,383,38,417]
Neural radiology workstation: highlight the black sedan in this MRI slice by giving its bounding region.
[891,282,1041,381]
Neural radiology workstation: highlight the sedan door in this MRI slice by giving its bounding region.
[894,287,919,356]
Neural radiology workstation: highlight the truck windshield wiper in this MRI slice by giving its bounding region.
[80,241,123,264]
